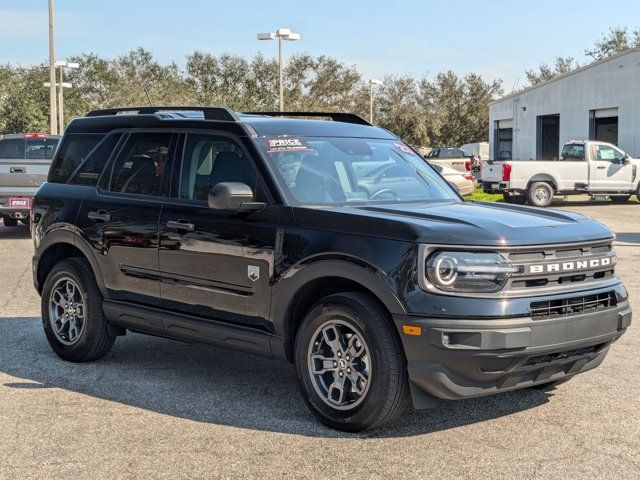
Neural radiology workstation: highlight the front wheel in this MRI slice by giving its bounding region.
[527,182,554,207]
[41,258,115,362]
[294,292,408,432]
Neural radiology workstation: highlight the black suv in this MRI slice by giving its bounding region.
[32,106,631,431]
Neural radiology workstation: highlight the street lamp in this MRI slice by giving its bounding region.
[369,79,383,124]
[257,28,300,112]
[54,60,79,132]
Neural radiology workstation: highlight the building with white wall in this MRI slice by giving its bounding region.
[489,48,640,161]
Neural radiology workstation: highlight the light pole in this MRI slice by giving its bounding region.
[369,79,383,124]
[257,28,300,112]
[54,61,79,132]
[48,0,57,134]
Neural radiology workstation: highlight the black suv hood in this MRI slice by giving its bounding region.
[294,201,613,246]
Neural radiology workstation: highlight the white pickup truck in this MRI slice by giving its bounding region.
[481,140,640,207]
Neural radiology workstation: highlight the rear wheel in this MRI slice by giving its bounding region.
[294,292,408,432]
[41,258,115,362]
[2,217,18,227]
[527,182,554,207]
[610,195,631,204]
[503,192,526,204]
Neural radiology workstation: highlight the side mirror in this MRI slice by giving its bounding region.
[208,182,266,212]
[624,153,631,163]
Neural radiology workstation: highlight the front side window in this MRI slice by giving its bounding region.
[178,133,265,202]
[595,145,624,162]
[108,132,172,196]
[259,137,458,206]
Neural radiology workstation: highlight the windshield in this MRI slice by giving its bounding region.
[258,137,459,206]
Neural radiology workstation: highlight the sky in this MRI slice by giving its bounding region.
[1,0,640,92]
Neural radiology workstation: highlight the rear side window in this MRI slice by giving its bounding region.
[0,139,25,159]
[48,134,104,183]
[69,133,123,186]
[561,144,585,161]
[108,132,172,196]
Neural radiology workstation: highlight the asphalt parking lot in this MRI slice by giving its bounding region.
[0,200,638,479]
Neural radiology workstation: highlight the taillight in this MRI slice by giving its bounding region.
[464,174,473,181]
[502,164,511,181]
[465,160,471,171]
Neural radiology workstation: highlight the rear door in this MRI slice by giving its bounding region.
[158,132,277,331]
[76,130,176,312]
[590,144,634,191]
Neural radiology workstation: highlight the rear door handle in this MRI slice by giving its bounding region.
[166,220,195,232]
[10,167,26,173]
[596,166,606,169]
[87,210,111,222]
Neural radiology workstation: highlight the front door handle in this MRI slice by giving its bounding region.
[166,220,195,232]
[87,210,111,222]
[596,165,606,169]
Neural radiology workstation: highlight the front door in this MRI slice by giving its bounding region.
[158,132,277,330]
[76,131,176,309]
[590,144,634,191]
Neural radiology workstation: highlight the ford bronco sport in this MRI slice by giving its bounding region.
[32,107,632,431]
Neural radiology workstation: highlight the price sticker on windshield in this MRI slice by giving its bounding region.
[394,143,416,155]
[266,138,311,154]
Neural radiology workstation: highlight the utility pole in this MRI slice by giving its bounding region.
[369,79,383,123]
[48,0,58,135]
[257,28,300,112]
[54,61,79,133]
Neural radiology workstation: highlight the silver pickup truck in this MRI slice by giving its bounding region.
[0,133,60,226]
[481,140,640,207]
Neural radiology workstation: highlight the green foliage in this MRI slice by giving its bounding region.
[0,48,501,147]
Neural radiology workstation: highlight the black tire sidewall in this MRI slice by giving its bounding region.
[527,182,554,207]
[41,258,109,362]
[294,294,405,431]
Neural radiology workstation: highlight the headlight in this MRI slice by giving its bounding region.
[426,251,519,293]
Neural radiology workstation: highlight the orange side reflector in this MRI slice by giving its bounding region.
[402,325,422,336]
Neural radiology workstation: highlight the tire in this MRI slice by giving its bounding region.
[294,292,408,432]
[41,257,115,362]
[503,192,526,204]
[610,195,631,204]
[527,181,554,207]
[2,217,18,227]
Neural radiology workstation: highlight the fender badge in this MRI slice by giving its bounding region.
[248,265,260,282]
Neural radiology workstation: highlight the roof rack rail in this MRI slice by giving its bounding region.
[85,106,240,122]
[244,111,372,126]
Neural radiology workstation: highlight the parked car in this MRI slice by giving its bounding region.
[481,140,640,207]
[425,147,479,173]
[32,107,631,431]
[0,133,60,226]
[431,163,475,195]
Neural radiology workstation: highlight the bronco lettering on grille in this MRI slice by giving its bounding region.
[528,257,613,274]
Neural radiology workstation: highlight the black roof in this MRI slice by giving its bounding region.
[66,106,396,140]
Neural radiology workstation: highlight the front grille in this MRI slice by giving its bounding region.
[530,291,616,320]
[523,343,606,367]
[504,240,616,293]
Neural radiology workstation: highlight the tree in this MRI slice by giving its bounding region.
[525,56,577,86]
[376,75,429,146]
[586,26,640,60]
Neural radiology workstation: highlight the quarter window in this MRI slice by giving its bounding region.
[108,132,172,196]
[48,134,104,183]
[69,133,123,186]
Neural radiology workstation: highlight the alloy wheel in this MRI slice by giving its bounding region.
[48,277,86,345]
[307,319,372,410]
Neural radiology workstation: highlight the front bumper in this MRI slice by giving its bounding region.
[394,297,631,403]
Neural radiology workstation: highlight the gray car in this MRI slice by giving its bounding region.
[0,133,60,226]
